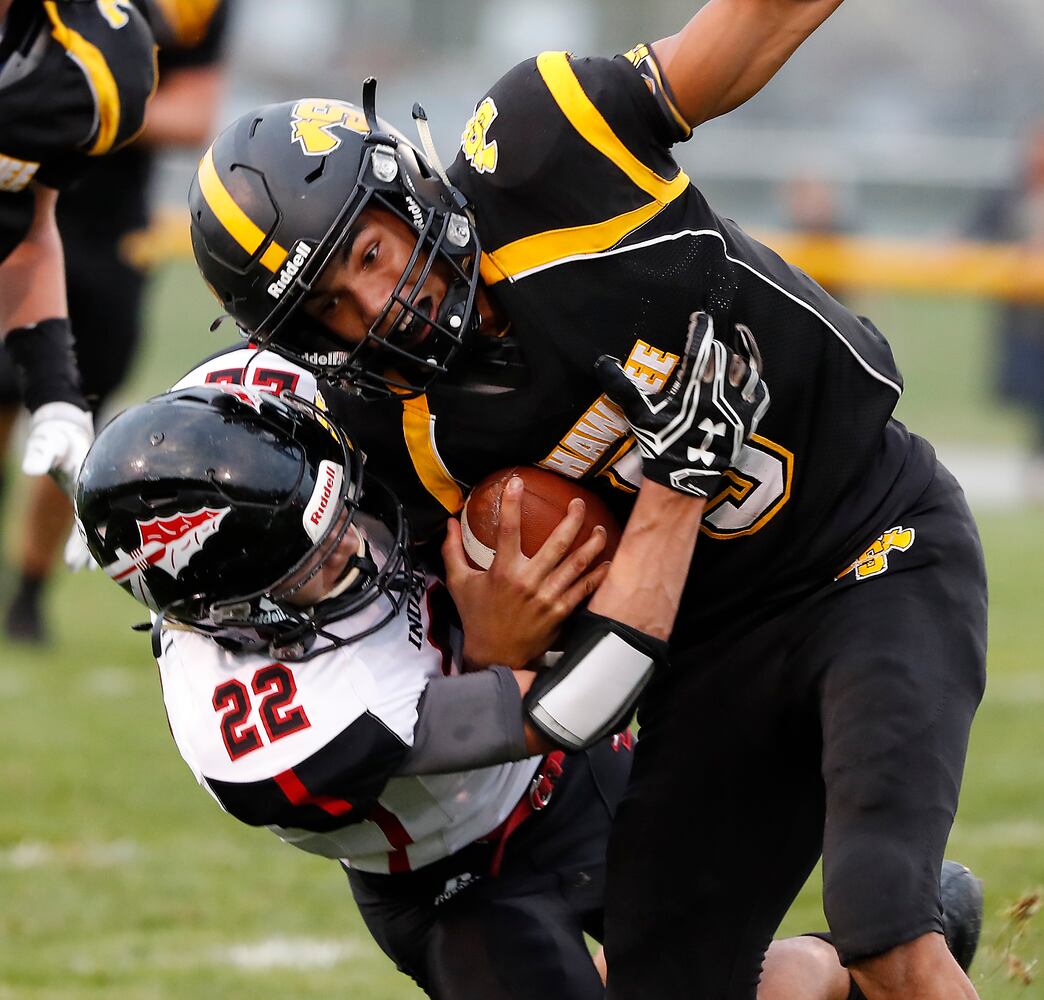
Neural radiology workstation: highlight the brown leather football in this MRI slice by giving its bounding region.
[460,466,622,569]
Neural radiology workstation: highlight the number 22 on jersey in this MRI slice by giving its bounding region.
[212,663,311,761]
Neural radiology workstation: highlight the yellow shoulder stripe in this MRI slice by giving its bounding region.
[486,198,670,284]
[44,0,121,155]
[197,146,288,272]
[483,51,689,284]
[398,393,466,514]
[537,51,686,201]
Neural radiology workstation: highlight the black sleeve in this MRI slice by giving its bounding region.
[395,667,530,775]
[617,42,693,145]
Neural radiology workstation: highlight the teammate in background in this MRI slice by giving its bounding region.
[189,1,988,996]
[0,0,230,644]
[0,0,154,504]
[967,120,1044,503]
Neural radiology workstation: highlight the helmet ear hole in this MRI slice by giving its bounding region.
[304,159,327,184]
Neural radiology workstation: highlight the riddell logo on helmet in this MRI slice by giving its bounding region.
[303,460,344,542]
[267,241,312,299]
[404,194,424,231]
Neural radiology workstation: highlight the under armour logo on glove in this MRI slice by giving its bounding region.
[594,312,771,498]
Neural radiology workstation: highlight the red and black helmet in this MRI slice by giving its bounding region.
[74,386,411,659]
[188,80,481,399]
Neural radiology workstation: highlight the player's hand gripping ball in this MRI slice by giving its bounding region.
[461,466,621,569]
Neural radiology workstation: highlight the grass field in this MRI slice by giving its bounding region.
[0,263,1041,998]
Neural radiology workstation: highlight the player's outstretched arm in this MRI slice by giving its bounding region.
[653,0,844,128]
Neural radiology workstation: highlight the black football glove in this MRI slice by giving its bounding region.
[594,311,770,498]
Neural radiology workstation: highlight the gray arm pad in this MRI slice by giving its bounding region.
[523,613,667,752]
[394,667,531,775]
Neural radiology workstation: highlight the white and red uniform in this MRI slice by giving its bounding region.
[162,347,541,874]
[158,574,540,873]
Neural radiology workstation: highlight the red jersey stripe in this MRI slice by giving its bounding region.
[274,768,353,818]
[368,803,415,873]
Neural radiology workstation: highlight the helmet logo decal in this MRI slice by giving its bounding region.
[96,0,133,30]
[303,461,344,542]
[103,507,232,607]
[290,99,369,156]
[461,97,499,175]
[267,240,313,300]
[214,382,266,411]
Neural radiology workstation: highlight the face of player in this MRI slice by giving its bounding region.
[275,514,363,609]
[302,206,454,351]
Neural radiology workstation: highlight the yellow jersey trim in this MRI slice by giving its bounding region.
[197,146,288,271]
[399,394,466,514]
[44,0,121,156]
[483,51,689,285]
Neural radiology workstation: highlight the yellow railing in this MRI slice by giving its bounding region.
[755,230,1044,304]
[121,209,1044,304]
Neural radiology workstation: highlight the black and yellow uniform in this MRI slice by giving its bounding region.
[0,3,228,410]
[323,48,986,996]
[0,0,156,260]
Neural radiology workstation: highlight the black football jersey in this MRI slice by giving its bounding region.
[0,0,156,258]
[327,47,938,637]
[58,0,231,241]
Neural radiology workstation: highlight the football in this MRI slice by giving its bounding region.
[460,466,622,569]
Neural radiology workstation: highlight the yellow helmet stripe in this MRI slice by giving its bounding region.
[44,1,121,155]
[482,51,689,284]
[197,146,288,271]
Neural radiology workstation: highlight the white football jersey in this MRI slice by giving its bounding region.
[161,346,541,873]
[158,557,539,874]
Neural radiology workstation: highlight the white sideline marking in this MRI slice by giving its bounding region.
[949,820,1044,849]
[82,665,141,697]
[0,666,28,696]
[933,443,1029,509]
[0,839,141,869]
[215,936,365,970]
[984,672,1044,705]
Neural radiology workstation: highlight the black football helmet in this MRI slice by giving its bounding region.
[189,80,481,399]
[74,386,411,660]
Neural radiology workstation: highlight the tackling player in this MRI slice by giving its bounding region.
[74,341,979,998]
[0,0,155,491]
[186,3,988,997]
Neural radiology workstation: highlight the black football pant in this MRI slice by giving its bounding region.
[603,462,987,998]
[347,738,632,999]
